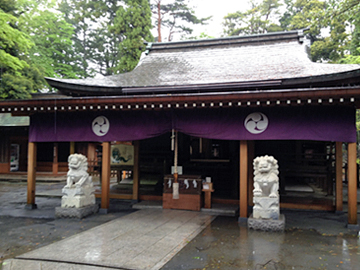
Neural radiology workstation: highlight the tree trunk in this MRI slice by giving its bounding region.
[157,1,162,42]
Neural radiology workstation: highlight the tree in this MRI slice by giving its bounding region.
[223,0,282,36]
[326,0,360,63]
[111,0,153,73]
[310,12,349,62]
[1,0,80,99]
[280,0,326,43]
[278,0,349,62]
[58,0,98,78]
[0,3,45,99]
[151,0,210,42]
[59,0,126,77]
[20,8,79,78]
[0,9,32,75]
[89,0,125,76]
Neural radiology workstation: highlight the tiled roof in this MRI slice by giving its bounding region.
[46,30,360,95]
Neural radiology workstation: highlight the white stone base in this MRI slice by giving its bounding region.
[248,214,285,232]
[55,204,99,219]
[253,197,279,219]
[61,185,95,208]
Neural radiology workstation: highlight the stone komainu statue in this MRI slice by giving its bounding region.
[61,153,95,209]
[65,154,92,188]
[249,155,284,229]
[253,155,279,198]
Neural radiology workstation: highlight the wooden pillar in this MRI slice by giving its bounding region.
[132,141,140,201]
[100,142,111,213]
[239,140,248,219]
[247,141,255,207]
[203,191,212,209]
[52,143,58,175]
[347,142,358,225]
[26,142,37,209]
[335,142,343,212]
[70,141,75,154]
[87,143,96,160]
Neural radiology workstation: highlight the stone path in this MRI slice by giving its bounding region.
[3,209,215,270]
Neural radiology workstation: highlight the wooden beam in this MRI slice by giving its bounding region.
[132,141,140,201]
[347,142,358,225]
[52,143,58,175]
[280,202,335,211]
[95,193,133,200]
[100,142,111,212]
[335,142,343,212]
[26,142,37,209]
[239,140,248,218]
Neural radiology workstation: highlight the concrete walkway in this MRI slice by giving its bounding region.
[3,209,215,270]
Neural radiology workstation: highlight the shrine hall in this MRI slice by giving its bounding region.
[1,29,360,226]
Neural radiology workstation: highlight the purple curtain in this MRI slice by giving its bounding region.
[174,106,356,142]
[29,106,356,143]
[29,110,172,142]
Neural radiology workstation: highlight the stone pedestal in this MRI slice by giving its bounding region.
[61,185,95,208]
[55,204,99,219]
[248,214,285,232]
[56,184,98,219]
[253,197,279,220]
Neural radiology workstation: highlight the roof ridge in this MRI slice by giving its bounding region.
[145,29,307,52]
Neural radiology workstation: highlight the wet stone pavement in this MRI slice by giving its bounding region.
[0,181,135,266]
[162,216,360,270]
[1,181,360,270]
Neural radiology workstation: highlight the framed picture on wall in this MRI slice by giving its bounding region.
[111,143,134,166]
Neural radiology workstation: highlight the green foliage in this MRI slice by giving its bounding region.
[151,0,211,42]
[0,9,32,74]
[0,73,32,99]
[0,66,43,99]
[0,3,45,99]
[59,0,125,76]
[338,48,360,64]
[331,0,360,57]
[223,0,360,64]
[282,0,326,43]
[314,0,360,62]
[21,9,78,78]
[310,1,349,62]
[58,0,98,78]
[112,0,153,73]
[90,0,126,76]
[223,0,282,36]
[1,0,87,99]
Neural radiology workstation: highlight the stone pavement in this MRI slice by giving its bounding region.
[0,174,66,182]
[1,181,360,270]
[2,209,215,270]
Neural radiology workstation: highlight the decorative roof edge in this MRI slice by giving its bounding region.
[2,86,360,116]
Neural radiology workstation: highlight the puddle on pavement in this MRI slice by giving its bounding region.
[162,216,360,270]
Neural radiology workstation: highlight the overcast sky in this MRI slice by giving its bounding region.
[191,0,249,37]
[153,0,250,40]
